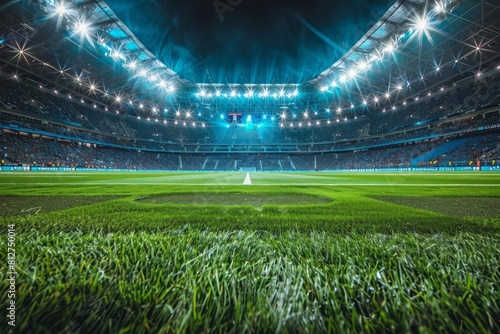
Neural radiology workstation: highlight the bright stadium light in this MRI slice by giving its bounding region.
[339,75,347,84]
[55,2,67,15]
[230,90,237,97]
[74,21,89,35]
[358,61,370,71]
[262,88,270,97]
[416,17,428,31]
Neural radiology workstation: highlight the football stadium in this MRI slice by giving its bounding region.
[1,0,500,332]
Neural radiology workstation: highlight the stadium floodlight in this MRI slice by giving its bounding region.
[385,44,395,53]
[374,97,379,102]
[159,80,166,88]
[115,96,121,102]
[320,86,328,92]
[293,89,299,96]
[339,75,347,84]
[336,107,341,113]
[111,50,123,60]
[215,90,221,96]
[55,2,67,15]
[139,103,144,109]
[247,90,254,97]
[90,84,95,91]
[168,84,176,93]
[303,111,309,118]
[262,89,270,97]
[128,61,137,69]
[230,90,237,97]
[348,69,356,78]
[331,81,338,88]
[358,61,370,71]
[139,69,148,77]
[281,112,286,119]
[362,100,367,105]
[385,93,391,99]
[74,21,89,35]
[279,89,285,97]
[200,90,207,97]
[396,85,402,90]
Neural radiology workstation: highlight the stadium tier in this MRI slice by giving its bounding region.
[1,71,499,170]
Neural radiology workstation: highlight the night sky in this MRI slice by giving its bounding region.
[106,0,392,84]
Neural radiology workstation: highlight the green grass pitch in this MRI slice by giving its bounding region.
[1,171,500,333]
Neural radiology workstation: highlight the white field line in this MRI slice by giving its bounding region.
[2,183,500,186]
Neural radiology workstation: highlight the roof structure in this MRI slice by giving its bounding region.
[0,0,499,121]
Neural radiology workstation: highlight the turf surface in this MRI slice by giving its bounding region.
[1,171,499,333]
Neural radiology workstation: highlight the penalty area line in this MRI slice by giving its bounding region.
[243,173,252,185]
